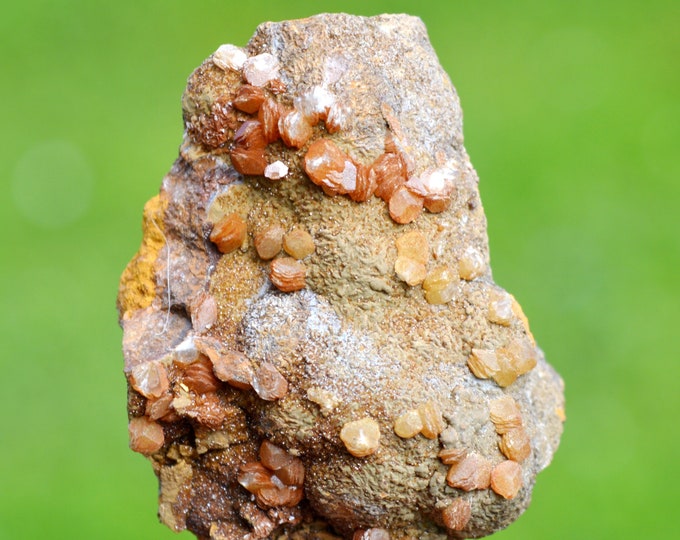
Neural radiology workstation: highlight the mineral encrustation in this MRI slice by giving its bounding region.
[118,13,565,540]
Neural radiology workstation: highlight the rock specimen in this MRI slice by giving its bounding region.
[117,13,565,540]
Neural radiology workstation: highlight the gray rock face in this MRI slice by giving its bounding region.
[118,13,564,539]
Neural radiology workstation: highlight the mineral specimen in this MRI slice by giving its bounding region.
[118,13,565,539]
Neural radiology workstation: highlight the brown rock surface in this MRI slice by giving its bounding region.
[118,13,565,539]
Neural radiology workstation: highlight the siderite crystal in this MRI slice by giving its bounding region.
[117,13,565,539]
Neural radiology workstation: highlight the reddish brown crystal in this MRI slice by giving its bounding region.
[128,416,165,455]
[182,357,221,394]
[209,350,254,391]
[230,121,268,176]
[258,97,285,143]
[129,360,169,399]
[238,461,277,493]
[209,212,247,253]
[388,186,424,224]
[372,153,407,202]
[233,84,266,114]
[441,499,471,532]
[275,458,305,486]
[254,225,285,260]
[446,453,492,491]
[348,164,377,202]
[233,120,267,149]
[499,427,531,462]
[252,362,289,400]
[279,110,314,148]
[303,139,357,196]
[269,257,306,292]
[490,460,523,499]
[257,485,303,508]
[260,440,295,471]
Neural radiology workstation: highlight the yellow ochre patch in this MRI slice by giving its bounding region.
[117,195,168,319]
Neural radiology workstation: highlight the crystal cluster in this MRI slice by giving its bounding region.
[118,14,564,540]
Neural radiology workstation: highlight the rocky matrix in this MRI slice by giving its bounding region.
[118,13,565,540]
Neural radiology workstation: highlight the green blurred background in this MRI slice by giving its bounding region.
[1,0,678,538]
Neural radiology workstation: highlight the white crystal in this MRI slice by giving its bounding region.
[130,360,166,398]
[242,53,280,86]
[212,44,247,71]
[264,161,289,180]
[173,335,199,366]
[339,160,357,191]
[296,86,336,122]
[407,160,458,197]
[279,110,312,147]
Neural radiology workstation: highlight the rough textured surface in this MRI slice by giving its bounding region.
[118,13,565,539]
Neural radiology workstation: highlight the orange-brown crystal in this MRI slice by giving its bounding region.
[422,266,457,305]
[489,396,523,434]
[490,460,523,499]
[446,453,492,491]
[498,427,531,462]
[209,212,247,253]
[252,362,288,401]
[183,356,221,394]
[128,416,165,455]
[372,153,407,201]
[258,97,285,143]
[348,164,377,202]
[209,350,254,390]
[283,229,315,260]
[441,499,471,531]
[418,400,445,439]
[340,417,381,457]
[238,461,276,493]
[275,458,305,486]
[393,409,423,439]
[269,257,306,292]
[388,186,424,224]
[230,145,267,176]
[233,84,266,114]
[279,110,314,148]
[260,440,295,470]
[303,139,357,196]
[256,485,303,508]
[130,360,169,399]
[254,225,285,260]
[438,448,468,465]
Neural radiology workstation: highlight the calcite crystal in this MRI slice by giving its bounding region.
[117,13,565,539]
